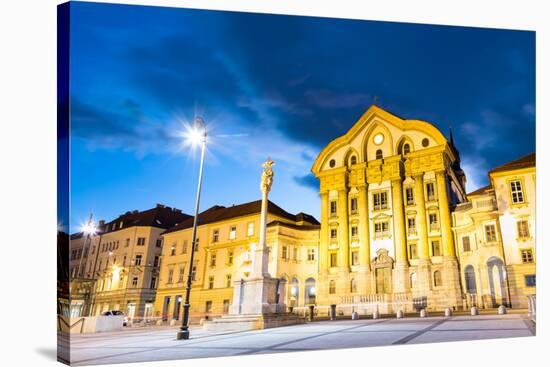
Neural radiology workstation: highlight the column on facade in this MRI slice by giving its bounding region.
[319,191,329,272]
[338,188,350,270]
[414,174,430,260]
[391,178,408,265]
[435,171,456,258]
[358,184,370,271]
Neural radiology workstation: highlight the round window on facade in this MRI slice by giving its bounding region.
[329,159,336,168]
[422,138,429,147]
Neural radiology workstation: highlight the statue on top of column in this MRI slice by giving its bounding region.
[261,158,275,193]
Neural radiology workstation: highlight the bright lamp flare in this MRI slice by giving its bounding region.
[182,117,207,147]
[81,221,97,237]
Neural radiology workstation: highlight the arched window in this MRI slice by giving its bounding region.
[290,277,300,307]
[464,265,476,293]
[329,280,336,294]
[350,278,357,293]
[375,149,383,160]
[305,278,316,304]
[403,143,411,155]
[433,271,442,287]
[350,156,357,165]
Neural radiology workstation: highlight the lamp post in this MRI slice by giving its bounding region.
[177,117,207,340]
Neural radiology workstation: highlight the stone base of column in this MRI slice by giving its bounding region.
[435,257,463,310]
[228,277,284,315]
[413,258,432,299]
[392,260,410,294]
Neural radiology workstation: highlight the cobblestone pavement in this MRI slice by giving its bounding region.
[66,313,535,366]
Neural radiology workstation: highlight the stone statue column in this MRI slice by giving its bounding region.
[251,158,275,279]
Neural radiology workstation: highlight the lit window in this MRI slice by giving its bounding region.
[374,221,389,238]
[373,192,388,210]
[426,183,436,201]
[510,180,525,204]
[517,220,530,239]
[351,251,359,266]
[350,198,358,214]
[170,244,176,256]
[229,226,237,240]
[406,187,414,205]
[247,222,254,236]
[429,213,439,231]
[212,229,219,243]
[178,266,185,282]
[432,241,441,257]
[485,224,497,242]
[330,201,337,217]
[330,252,338,268]
[462,236,471,252]
[408,217,416,235]
[329,280,336,294]
[210,253,217,267]
[409,243,418,259]
[521,249,534,263]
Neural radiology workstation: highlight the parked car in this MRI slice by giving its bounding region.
[102,310,129,326]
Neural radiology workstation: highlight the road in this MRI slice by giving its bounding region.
[64,313,535,366]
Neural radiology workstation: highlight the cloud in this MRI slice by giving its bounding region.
[304,89,373,109]
[293,173,319,191]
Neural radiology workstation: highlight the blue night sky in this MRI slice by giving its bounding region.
[68,1,535,231]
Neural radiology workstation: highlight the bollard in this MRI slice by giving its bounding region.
[396,310,404,319]
[373,310,380,319]
[470,306,479,316]
[444,308,453,317]
[498,305,507,315]
[330,304,336,321]
[420,309,427,318]
[351,311,359,320]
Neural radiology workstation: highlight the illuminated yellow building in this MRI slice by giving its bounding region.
[76,105,535,322]
[453,153,536,309]
[153,201,319,322]
[85,204,190,321]
[311,105,467,312]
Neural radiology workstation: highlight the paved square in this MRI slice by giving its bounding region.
[65,314,535,366]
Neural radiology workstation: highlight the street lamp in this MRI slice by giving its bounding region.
[78,213,97,278]
[177,117,207,340]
